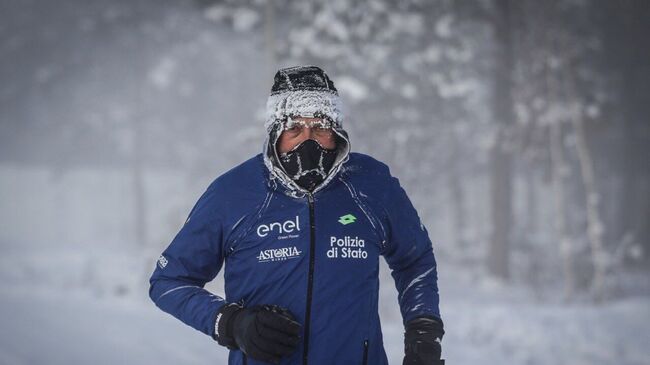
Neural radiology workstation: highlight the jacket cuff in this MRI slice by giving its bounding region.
[214,303,243,349]
[405,315,445,340]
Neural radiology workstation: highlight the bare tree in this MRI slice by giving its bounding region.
[487,0,515,280]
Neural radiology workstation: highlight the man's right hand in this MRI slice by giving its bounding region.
[215,303,302,364]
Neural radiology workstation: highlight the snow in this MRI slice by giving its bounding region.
[435,15,454,39]
[231,8,260,33]
[1,1,649,364]
[336,76,369,102]
[429,73,479,99]
[203,5,260,32]
[433,270,650,365]
[387,13,424,36]
[401,84,418,99]
[0,285,226,365]
[0,250,648,365]
[314,9,349,42]
[424,46,442,63]
[149,57,177,90]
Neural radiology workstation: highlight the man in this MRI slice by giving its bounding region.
[149,66,445,365]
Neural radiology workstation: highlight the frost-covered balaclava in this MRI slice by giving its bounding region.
[263,66,351,196]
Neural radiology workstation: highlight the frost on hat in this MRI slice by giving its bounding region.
[265,66,344,131]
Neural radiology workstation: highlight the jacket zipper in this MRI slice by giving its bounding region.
[243,354,247,365]
[362,339,369,365]
[302,193,316,365]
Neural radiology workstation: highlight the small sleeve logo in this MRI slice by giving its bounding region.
[157,255,168,269]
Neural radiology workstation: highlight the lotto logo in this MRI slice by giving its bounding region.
[338,214,357,225]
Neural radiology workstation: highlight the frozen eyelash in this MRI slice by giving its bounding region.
[283,117,333,131]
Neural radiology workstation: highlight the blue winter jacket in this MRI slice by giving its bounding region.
[148,151,442,365]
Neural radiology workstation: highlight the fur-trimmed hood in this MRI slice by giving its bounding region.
[261,66,351,198]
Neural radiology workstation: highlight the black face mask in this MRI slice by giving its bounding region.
[278,139,338,191]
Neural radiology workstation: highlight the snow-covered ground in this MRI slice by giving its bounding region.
[0,249,648,365]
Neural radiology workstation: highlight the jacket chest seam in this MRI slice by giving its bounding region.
[338,177,388,250]
[226,190,275,255]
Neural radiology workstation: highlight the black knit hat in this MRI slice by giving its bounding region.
[270,66,338,95]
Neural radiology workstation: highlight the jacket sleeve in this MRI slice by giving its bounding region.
[380,171,442,325]
[148,184,227,339]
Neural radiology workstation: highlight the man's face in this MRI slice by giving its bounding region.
[277,116,336,154]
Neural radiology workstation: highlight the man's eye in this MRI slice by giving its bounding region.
[314,126,331,134]
[286,125,302,133]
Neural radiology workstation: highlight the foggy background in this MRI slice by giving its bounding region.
[1,0,649,364]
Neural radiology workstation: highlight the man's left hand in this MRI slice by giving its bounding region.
[402,316,445,365]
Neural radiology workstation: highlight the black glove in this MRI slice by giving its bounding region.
[215,303,301,364]
[402,316,445,365]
